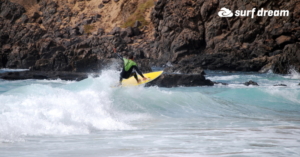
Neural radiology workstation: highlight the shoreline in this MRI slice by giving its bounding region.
[1,69,299,88]
[0,70,214,87]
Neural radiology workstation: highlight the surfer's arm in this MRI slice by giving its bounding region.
[113,48,123,60]
[116,53,123,60]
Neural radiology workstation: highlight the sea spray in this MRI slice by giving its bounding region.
[0,71,131,142]
[288,68,300,79]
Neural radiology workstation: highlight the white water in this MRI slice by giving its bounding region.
[0,69,300,157]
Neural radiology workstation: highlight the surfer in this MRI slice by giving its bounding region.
[113,48,147,85]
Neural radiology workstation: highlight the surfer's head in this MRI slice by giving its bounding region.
[128,52,135,60]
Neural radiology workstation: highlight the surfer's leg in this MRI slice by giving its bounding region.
[120,69,127,84]
[123,67,134,79]
[121,69,132,81]
[132,72,139,83]
[119,75,123,83]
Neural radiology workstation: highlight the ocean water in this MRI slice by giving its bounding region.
[0,69,300,157]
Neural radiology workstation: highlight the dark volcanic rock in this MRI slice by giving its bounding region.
[274,84,287,87]
[273,43,300,74]
[134,21,141,28]
[214,82,228,86]
[151,0,300,74]
[19,14,29,23]
[151,0,213,62]
[244,80,259,86]
[136,59,152,73]
[98,3,105,9]
[121,27,134,38]
[1,0,299,77]
[146,74,214,88]
[102,0,111,3]
[0,1,25,22]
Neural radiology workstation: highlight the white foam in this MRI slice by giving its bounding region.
[207,75,240,81]
[286,68,300,79]
[262,86,300,104]
[0,70,138,142]
[1,69,299,144]
[35,78,75,84]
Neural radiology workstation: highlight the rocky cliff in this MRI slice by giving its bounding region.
[1,0,300,75]
[151,0,300,74]
[0,0,154,72]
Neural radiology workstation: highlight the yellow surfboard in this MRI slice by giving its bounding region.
[120,71,163,87]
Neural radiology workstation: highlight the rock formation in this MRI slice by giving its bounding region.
[1,0,300,85]
[151,0,300,74]
[0,0,153,72]
[146,74,214,87]
[244,80,259,86]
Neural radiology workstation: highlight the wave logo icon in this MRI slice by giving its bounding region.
[218,7,233,17]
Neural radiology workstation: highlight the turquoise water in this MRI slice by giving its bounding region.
[0,69,300,157]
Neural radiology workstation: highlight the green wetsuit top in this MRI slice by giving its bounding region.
[123,58,137,71]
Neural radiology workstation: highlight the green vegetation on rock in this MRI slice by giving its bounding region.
[84,24,94,34]
[121,0,154,28]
